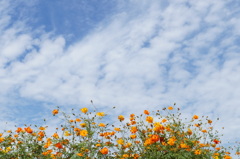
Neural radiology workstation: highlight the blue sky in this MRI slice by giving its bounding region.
[1,0,240,149]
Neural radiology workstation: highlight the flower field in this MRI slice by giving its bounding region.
[0,105,239,159]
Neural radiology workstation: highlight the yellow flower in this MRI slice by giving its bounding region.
[96,143,101,147]
[130,134,136,139]
[146,116,153,123]
[117,138,124,145]
[96,112,105,116]
[118,115,125,121]
[39,126,46,130]
[194,149,201,155]
[130,126,138,133]
[114,128,121,131]
[80,108,88,113]
[123,154,129,157]
[80,123,86,127]
[64,131,71,136]
[167,137,176,146]
[80,130,88,137]
[180,143,189,148]
[144,138,153,146]
[0,137,5,143]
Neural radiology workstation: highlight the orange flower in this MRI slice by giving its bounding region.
[98,123,106,127]
[146,116,153,123]
[38,131,45,137]
[80,108,88,113]
[144,138,153,146]
[167,137,176,146]
[118,115,125,122]
[74,128,81,132]
[130,134,137,139]
[213,139,220,144]
[64,131,71,136]
[168,106,173,110]
[52,109,59,115]
[39,126,46,130]
[144,110,150,115]
[55,142,63,149]
[193,115,199,119]
[80,123,86,127]
[24,127,33,134]
[194,123,200,127]
[202,130,207,133]
[52,133,59,139]
[187,128,192,135]
[130,126,138,133]
[114,128,121,131]
[123,154,129,158]
[99,147,108,155]
[117,138,124,145]
[161,119,167,123]
[180,143,189,148]
[0,137,5,143]
[75,118,81,122]
[77,153,84,156]
[69,119,74,123]
[131,121,136,125]
[208,120,212,124]
[194,149,201,155]
[224,155,232,159]
[130,114,135,117]
[151,134,160,142]
[15,127,24,133]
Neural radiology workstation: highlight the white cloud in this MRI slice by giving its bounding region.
[0,0,240,149]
